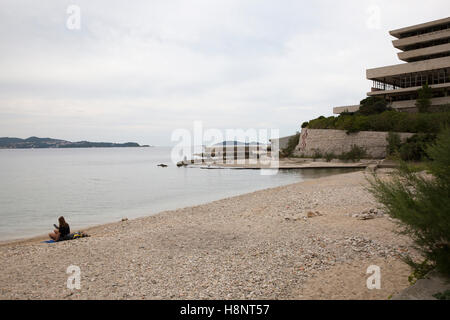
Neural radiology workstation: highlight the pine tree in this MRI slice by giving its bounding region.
[416,83,433,113]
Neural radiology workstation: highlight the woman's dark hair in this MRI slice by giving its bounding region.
[58,216,69,228]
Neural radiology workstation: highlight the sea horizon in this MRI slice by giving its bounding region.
[0,147,359,241]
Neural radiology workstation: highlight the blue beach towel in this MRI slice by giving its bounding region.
[42,232,90,244]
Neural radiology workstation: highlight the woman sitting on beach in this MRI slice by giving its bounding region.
[49,216,70,241]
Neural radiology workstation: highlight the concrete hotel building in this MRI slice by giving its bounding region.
[334,17,450,114]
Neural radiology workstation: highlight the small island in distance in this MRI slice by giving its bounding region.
[0,136,150,149]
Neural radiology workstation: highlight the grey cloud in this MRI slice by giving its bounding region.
[0,0,449,144]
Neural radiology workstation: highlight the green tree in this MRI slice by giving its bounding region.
[398,133,436,161]
[386,132,401,156]
[416,83,432,113]
[368,127,450,278]
[359,97,389,115]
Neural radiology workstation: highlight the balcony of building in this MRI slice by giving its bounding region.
[367,56,450,79]
[398,43,450,62]
[389,17,450,39]
[369,67,450,92]
[367,82,450,99]
[393,29,450,51]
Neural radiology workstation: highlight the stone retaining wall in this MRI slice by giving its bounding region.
[294,128,414,159]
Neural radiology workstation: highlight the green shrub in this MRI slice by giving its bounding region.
[359,97,390,115]
[406,161,431,173]
[427,127,450,189]
[338,145,367,162]
[307,110,450,134]
[407,259,435,285]
[399,133,436,161]
[386,132,402,156]
[324,152,335,162]
[433,290,450,300]
[301,121,309,128]
[416,83,432,113]
[386,131,437,161]
[368,127,450,278]
[280,133,300,157]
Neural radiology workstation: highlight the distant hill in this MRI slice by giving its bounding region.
[0,136,145,149]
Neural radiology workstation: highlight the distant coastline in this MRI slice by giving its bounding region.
[0,136,150,149]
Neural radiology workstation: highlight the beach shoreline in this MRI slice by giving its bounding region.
[0,169,416,299]
[0,164,362,246]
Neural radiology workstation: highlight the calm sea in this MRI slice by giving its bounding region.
[0,147,358,241]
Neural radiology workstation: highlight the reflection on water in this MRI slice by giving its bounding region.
[0,147,361,240]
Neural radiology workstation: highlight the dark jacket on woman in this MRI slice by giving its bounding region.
[58,224,70,240]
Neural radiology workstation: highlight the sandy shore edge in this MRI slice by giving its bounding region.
[0,169,361,247]
[0,169,416,299]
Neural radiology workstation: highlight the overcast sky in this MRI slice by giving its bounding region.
[0,1,448,145]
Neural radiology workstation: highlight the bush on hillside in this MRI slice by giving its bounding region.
[324,152,335,162]
[368,127,450,278]
[416,83,432,113]
[359,97,391,115]
[399,133,437,161]
[386,132,402,157]
[307,110,450,134]
[387,132,437,161]
[338,144,367,162]
[280,132,300,157]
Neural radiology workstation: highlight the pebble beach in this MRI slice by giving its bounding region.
[0,169,415,299]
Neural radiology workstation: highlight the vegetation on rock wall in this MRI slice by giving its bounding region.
[387,132,437,161]
[307,110,450,134]
[280,132,300,157]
